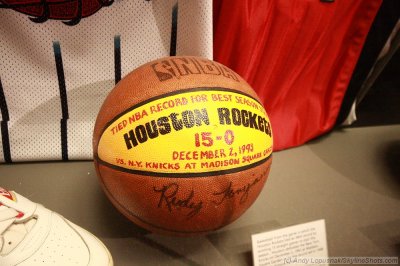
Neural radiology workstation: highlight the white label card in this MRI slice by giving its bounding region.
[252,219,328,266]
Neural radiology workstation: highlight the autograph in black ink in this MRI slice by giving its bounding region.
[153,183,203,219]
[212,171,267,205]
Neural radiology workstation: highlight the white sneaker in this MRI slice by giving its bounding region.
[0,187,113,266]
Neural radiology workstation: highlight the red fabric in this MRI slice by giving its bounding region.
[213,0,382,150]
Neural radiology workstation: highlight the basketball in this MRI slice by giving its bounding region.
[93,56,273,236]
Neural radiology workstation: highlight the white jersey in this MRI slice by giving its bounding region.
[0,0,213,162]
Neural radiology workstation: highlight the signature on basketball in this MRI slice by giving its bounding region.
[212,171,266,206]
[153,183,203,219]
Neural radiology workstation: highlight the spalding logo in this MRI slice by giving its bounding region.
[151,57,240,82]
[0,0,114,25]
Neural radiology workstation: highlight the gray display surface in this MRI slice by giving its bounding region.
[0,125,399,265]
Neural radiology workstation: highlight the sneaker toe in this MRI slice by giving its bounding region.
[66,218,113,266]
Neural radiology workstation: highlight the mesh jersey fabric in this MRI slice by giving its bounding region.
[213,0,382,151]
[0,0,213,162]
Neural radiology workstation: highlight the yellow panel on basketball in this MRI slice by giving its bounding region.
[93,56,273,236]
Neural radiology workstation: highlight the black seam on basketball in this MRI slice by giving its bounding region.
[95,154,272,178]
[98,87,263,138]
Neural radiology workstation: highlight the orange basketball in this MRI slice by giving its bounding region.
[93,56,273,236]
